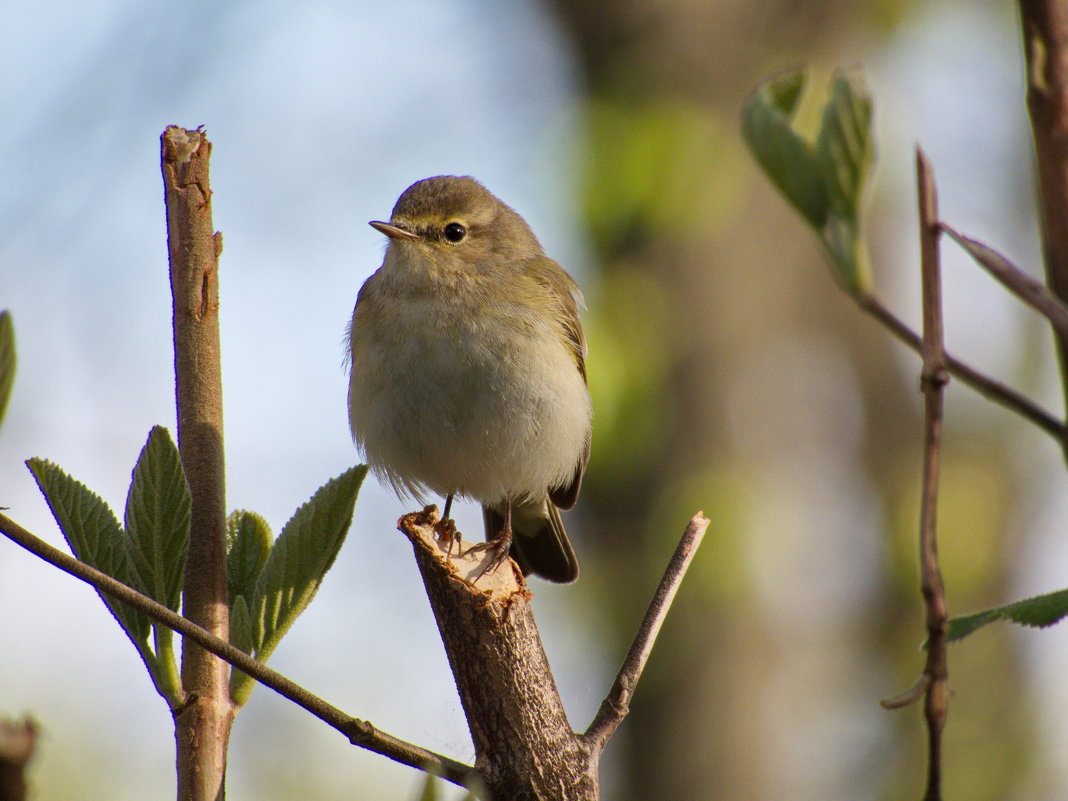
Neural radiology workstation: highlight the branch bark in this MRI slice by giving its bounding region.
[941,222,1068,335]
[916,148,949,801]
[1020,0,1068,449]
[399,507,707,800]
[161,125,232,801]
[401,508,597,800]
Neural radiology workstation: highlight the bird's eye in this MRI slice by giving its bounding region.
[443,222,467,243]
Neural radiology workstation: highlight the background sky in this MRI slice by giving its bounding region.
[3,1,1068,799]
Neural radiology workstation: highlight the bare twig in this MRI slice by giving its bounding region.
[941,223,1068,335]
[916,148,950,801]
[853,293,1064,439]
[0,511,480,790]
[584,512,709,749]
[161,125,232,800]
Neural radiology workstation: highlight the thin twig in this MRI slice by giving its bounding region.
[583,512,709,749]
[0,512,480,790]
[853,293,1064,439]
[916,147,950,801]
[941,222,1068,336]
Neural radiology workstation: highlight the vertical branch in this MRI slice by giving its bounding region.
[916,149,949,801]
[161,126,233,801]
[1020,0,1068,447]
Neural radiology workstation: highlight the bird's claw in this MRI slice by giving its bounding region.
[462,528,513,582]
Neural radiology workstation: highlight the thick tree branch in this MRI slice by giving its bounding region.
[399,508,708,799]
[584,512,709,748]
[161,125,232,801]
[400,508,597,801]
[916,148,950,801]
[0,512,480,789]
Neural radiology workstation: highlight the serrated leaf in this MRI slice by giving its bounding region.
[230,595,255,656]
[124,427,190,612]
[947,587,1068,643]
[250,466,366,661]
[742,70,829,229]
[228,595,257,705]
[226,509,272,606]
[27,457,150,644]
[0,311,15,429]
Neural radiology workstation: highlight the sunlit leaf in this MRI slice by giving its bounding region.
[228,595,257,705]
[124,426,190,612]
[742,70,829,229]
[744,69,875,292]
[250,466,366,660]
[27,458,150,644]
[816,71,873,220]
[226,509,272,607]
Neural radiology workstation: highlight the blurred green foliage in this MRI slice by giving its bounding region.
[743,69,874,292]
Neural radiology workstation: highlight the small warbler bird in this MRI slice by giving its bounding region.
[347,176,591,583]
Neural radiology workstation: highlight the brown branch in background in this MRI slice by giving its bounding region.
[161,125,233,801]
[853,293,1064,439]
[915,148,950,801]
[0,512,480,790]
[1020,0,1068,451]
[941,223,1068,335]
[584,512,709,749]
[0,716,35,801]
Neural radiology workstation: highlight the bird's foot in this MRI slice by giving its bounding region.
[462,527,513,582]
[433,515,459,558]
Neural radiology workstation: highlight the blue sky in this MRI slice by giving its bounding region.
[4,1,1068,798]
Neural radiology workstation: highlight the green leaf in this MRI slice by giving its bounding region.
[741,70,829,229]
[228,595,257,705]
[226,509,272,606]
[123,426,190,612]
[744,69,875,293]
[814,70,874,291]
[230,595,256,656]
[0,311,15,429]
[27,458,150,645]
[815,71,873,220]
[250,466,366,661]
[947,587,1068,643]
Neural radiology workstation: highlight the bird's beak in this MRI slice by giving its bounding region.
[369,220,419,240]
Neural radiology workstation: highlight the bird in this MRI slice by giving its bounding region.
[347,175,591,582]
